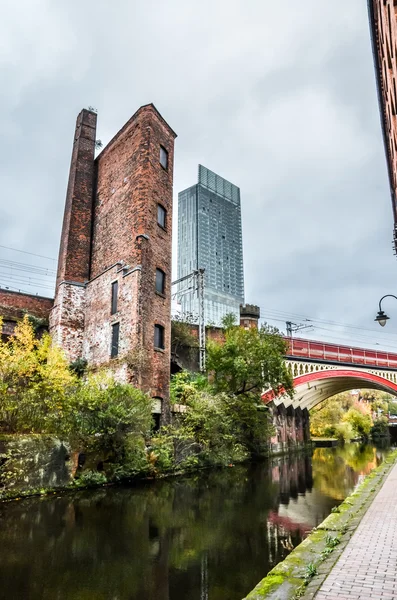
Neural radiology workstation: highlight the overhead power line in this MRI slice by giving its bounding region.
[259,306,397,338]
[0,259,56,277]
[0,245,56,261]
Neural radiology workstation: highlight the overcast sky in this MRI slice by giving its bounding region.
[2,0,397,351]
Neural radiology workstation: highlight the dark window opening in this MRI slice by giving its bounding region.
[154,324,165,349]
[156,269,165,294]
[111,322,120,358]
[152,413,161,432]
[160,146,168,169]
[157,204,166,228]
[111,281,118,314]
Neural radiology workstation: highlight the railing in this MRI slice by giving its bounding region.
[285,337,397,369]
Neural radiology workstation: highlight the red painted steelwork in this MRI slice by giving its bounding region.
[291,369,397,391]
[285,337,397,369]
[262,369,397,404]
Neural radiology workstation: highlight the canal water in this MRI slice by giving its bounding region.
[0,443,390,600]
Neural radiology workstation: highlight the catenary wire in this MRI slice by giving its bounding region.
[0,245,56,261]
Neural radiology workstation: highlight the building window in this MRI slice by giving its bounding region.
[111,281,118,314]
[152,397,162,432]
[154,324,165,349]
[157,204,166,228]
[156,269,165,294]
[160,146,168,170]
[111,322,120,358]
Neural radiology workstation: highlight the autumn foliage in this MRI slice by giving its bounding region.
[0,316,152,441]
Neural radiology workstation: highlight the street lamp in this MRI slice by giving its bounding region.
[374,294,397,327]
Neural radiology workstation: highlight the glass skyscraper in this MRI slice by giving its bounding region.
[177,165,244,326]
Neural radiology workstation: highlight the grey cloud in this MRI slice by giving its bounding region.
[1,0,397,350]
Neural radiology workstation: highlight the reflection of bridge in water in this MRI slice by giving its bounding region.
[262,338,397,452]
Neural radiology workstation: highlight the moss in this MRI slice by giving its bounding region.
[253,575,285,595]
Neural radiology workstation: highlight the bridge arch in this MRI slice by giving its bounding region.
[263,369,397,411]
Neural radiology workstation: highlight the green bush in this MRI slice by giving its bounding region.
[112,434,149,479]
[344,407,372,439]
[67,373,152,444]
[370,417,390,440]
[147,435,175,474]
[73,470,107,487]
[334,422,354,442]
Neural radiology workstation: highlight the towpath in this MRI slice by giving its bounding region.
[313,461,397,599]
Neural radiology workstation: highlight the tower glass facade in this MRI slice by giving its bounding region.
[177,165,244,325]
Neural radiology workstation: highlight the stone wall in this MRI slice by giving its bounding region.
[0,435,76,498]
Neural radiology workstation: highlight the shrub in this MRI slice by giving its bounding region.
[0,318,153,470]
[370,417,390,440]
[73,470,107,487]
[0,316,77,434]
[334,422,354,442]
[67,373,152,444]
[343,407,372,439]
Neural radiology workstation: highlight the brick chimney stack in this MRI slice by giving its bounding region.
[50,109,97,359]
[56,108,97,287]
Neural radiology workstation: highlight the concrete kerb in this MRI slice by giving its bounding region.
[242,448,397,600]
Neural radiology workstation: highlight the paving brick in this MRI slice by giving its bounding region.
[314,462,397,598]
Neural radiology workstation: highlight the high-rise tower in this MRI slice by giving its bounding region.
[177,165,244,325]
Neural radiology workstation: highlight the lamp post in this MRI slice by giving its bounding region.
[374,294,397,326]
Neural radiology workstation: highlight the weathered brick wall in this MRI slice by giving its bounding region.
[50,104,176,419]
[0,290,53,338]
[82,264,140,378]
[369,1,397,248]
[0,289,53,320]
[88,104,176,417]
[49,283,85,361]
[55,109,97,286]
[50,109,97,358]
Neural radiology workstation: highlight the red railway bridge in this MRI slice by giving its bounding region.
[262,337,397,452]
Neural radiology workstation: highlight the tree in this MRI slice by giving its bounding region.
[310,392,375,441]
[202,316,293,456]
[206,316,293,399]
[0,317,153,448]
[171,315,199,357]
[0,315,77,433]
[344,407,372,439]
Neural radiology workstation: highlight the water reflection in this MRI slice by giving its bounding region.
[0,443,389,600]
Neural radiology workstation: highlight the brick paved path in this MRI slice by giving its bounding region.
[315,461,397,599]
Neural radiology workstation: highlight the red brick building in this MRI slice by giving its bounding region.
[0,289,53,340]
[48,104,176,420]
[368,1,397,251]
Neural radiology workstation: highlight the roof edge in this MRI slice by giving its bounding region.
[95,103,177,161]
[0,288,54,302]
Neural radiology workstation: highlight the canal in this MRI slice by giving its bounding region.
[0,443,390,600]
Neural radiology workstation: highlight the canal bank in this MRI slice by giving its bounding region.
[243,447,397,600]
[0,443,389,600]
[0,432,313,502]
